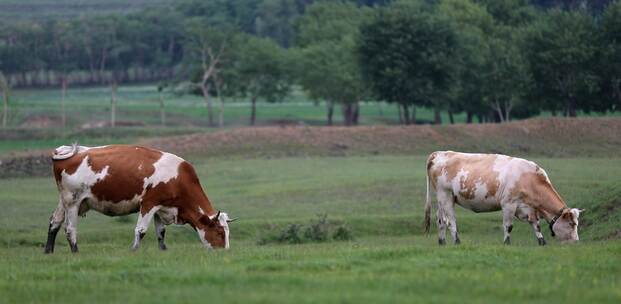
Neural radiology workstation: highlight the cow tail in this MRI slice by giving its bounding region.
[52,143,78,161]
[424,173,432,234]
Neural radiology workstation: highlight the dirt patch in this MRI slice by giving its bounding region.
[2,117,620,178]
[0,153,52,178]
[142,117,621,159]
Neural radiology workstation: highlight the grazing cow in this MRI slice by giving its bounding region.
[44,144,234,253]
[424,151,582,245]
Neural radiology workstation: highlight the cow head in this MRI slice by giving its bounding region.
[551,208,583,243]
[199,211,236,249]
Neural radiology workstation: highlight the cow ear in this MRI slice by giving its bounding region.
[199,215,216,228]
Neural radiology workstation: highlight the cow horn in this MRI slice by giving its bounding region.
[227,218,238,223]
[215,211,221,220]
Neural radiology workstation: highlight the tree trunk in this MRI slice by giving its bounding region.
[352,102,359,125]
[477,114,483,123]
[567,96,577,117]
[434,107,442,124]
[466,111,473,124]
[200,83,214,127]
[110,80,117,128]
[378,102,383,117]
[250,96,257,126]
[402,104,410,125]
[214,78,224,127]
[551,109,557,117]
[411,106,416,124]
[326,100,334,126]
[61,76,67,129]
[397,104,403,124]
[448,109,455,124]
[341,103,352,126]
[159,91,166,127]
[494,100,505,123]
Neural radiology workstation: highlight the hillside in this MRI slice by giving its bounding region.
[144,117,621,158]
[1,117,620,178]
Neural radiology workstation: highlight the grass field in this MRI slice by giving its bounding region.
[4,84,486,129]
[1,154,620,303]
[0,0,173,21]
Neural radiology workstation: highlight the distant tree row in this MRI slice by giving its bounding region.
[1,0,620,128]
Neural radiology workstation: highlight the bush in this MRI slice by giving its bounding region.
[258,214,353,245]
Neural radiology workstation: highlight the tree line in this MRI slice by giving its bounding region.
[0,0,620,128]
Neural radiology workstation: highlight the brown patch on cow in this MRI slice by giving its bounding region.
[437,153,500,201]
[88,146,159,204]
[512,171,567,218]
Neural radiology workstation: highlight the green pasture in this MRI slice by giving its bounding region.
[1,155,620,303]
[6,84,466,128]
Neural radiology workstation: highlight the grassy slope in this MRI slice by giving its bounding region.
[1,155,620,303]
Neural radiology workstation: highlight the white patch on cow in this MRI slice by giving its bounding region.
[473,181,489,201]
[135,206,161,234]
[86,195,142,216]
[433,152,450,169]
[197,229,213,249]
[157,207,179,225]
[492,155,537,200]
[211,212,231,249]
[138,164,143,170]
[143,152,184,189]
[60,156,109,206]
[198,207,206,215]
[452,169,469,198]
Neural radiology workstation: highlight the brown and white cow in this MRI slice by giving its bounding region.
[44,144,234,253]
[424,151,582,245]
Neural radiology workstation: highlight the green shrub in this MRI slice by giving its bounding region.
[258,214,353,245]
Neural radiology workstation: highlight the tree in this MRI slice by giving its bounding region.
[524,8,597,117]
[295,2,372,125]
[182,18,233,127]
[229,35,292,125]
[359,1,460,124]
[481,28,532,122]
[598,1,621,113]
[438,0,495,123]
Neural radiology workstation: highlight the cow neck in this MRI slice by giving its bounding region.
[197,193,218,218]
[535,185,568,222]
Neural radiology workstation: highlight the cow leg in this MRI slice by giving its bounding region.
[44,198,65,254]
[131,205,160,251]
[436,190,452,245]
[64,204,80,253]
[154,214,167,250]
[502,203,517,245]
[527,213,546,246]
[446,196,460,244]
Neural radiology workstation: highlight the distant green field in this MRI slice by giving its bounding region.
[5,84,467,130]
[0,0,173,20]
[1,155,619,303]
[6,84,618,132]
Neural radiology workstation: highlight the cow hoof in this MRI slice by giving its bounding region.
[454,238,461,245]
[538,238,547,246]
[503,238,511,245]
[159,244,168,251]
[70,244,79,253]
[438,239,446,246]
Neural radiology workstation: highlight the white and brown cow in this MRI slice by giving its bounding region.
[424,151,582,245]
[44,144,234,253]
